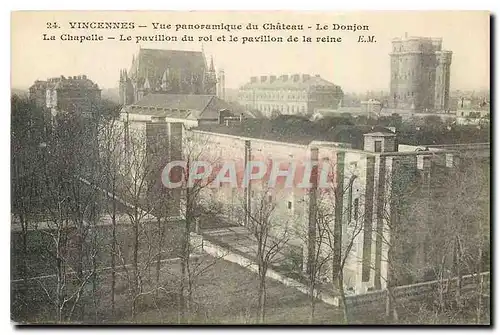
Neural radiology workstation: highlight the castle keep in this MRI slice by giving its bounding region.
[390,35,452,112]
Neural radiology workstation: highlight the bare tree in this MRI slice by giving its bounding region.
[97,117,124,318]
[239,186,290,323]
[426,156,490,321]
[175,131,225,323]
[26,110,102,323]
[117,123,161,319]
[300,173,365,324]
[377,153,490,324]
[11,96,47,317]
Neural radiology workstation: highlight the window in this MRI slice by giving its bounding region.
[374,140,382,153]
[268,195,273,203]
[288,201,292,210]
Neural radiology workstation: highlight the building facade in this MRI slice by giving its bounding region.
[180,121,489,294]
[29,75,101,117]
[238,74,344,117]
[119,48,221,105]
[390,35,452,112]
[360,99,382,117]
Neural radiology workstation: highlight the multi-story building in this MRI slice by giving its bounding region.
[119,48,221,105]
[237,74,344,117]
[360,99,382,118]
[390,34,452,112]
[29,75,101,117]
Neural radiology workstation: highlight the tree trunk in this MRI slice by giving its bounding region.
[156,217,162,296]
[187,277,193,321]
[476,248,483,324]
[55,233,65,323]
[385,244,398,323]
[178,215,191,324]
[76,224,85,320]
[20,214,29,317]
[336,271,349,324]
[132,214,139,319]
[437,255,447,312]
[258,275,266,324]
[110,192,116,318]
[332,188,343,285]
[92,248,98,323]
[385,286,398,323]
[454,238,462,310]
[308,280,316,324]
[179,252,186,323]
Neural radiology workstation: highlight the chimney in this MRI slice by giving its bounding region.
[250,76,257,83]
[302,74,311,82]
[82,75,87,80]
[315,74,320,78]
[292,74,300,82]
[270,75,277,83]
[260,76,268,83]
[363,132,397,152]
[218,109,230,124]
[280,74,289,81]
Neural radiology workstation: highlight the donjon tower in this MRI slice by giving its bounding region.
[389,34,452,112]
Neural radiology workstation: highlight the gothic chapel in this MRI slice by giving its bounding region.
[119,48,218,105]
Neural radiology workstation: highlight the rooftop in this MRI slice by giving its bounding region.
[126,93,233,120]
[128,48,209,86]
[364,132,397,137]
[194,116,392,147]
[30,75,100,90]
[240,74,341,90]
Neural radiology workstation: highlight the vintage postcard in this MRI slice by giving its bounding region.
[10,10,491,325]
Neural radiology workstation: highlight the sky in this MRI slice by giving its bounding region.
[11,11,490,93]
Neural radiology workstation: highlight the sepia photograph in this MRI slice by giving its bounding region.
[10,10,491,325]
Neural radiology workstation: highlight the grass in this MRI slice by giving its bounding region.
[12,254,342,325]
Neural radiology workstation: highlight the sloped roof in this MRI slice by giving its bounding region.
[129,49,207,81]
[241,75,341,90]
[129,93,232,120]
